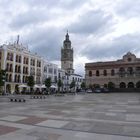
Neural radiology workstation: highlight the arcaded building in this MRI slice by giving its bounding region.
[85,52,140,89]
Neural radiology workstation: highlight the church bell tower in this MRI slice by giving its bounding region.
[61,31,74,74]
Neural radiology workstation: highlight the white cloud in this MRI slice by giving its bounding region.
[0,0,140,76]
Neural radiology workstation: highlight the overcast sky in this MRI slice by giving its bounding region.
[0,0,140,75]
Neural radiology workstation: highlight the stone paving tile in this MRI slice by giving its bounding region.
[89,122,124,135]
[17,116,47,125]
[126,114,140,121]
[28,131,61,140]
[123,126,140,137]
[0,133,37,140]
[62,121,94,131]
[0,115,27,122]
[0,121,36,130]
[74,132,140,140]
[1,93,140,139]
[48,111,65,116]
[0,125,19,136]
[37,120,69,128]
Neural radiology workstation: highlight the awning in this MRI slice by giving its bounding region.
[50,85,57,89]
[41,85,46,88]
[19,84,28,88]
[34,85,41,88]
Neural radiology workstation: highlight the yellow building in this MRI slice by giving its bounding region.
[0,41,42,94]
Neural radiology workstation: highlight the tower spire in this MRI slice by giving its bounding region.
[66,30,69,41]
[17,35,20,44]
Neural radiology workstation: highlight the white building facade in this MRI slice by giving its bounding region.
[0,42,43,93]
[42,60,58,88]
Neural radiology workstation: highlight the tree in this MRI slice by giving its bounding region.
[57,79,62,93]
[70,80,75,92]
[0,70,6,94]
[89,84,93,89]
[44,77,51,93]
[108,82,115,89]
[27,76,35,94]
[81,82,86,90]
[93,84,100,89]
[104,84,108,88]
[136,81,140,88]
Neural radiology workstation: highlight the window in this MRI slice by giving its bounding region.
[26,58,28,64]
[6,63,9,71]
[119,67,125,77]
[10,53,13,61]
[136,67,140,75]
[49,68,53,73]
[89,71,92,77]
[16,55,18,62]
[33,60,35,66]
[54,69,56,74]
[31,59,32,65]
[24,57,26,64]
[6,74,8,82]
[10,64,12,72]
[44,66,47,72]
[18,66,21,73]
[59,73,61,78]
[7,53,9,60]
[128,57,132,62]
[127,67,133,75]
[0,52,2,59]
[23,76,25,83]
[23,67,25,74]
[103,70,107,76]
[26,67,28,74]
[111,69,115,76]
[15,75,17,82]
[18,75,20,83]
[54,76,57,82]
[9,74,12,82]
[19,56,21,63]
[96,70,100,76]
[15,65,17,73]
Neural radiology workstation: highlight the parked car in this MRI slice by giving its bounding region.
[94,88,102,93]
[102,88,109,93]
[86,89,93,93]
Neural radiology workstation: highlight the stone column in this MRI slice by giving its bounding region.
[3,48,7,70]
[20,54,24,83]
[12,52,16,82]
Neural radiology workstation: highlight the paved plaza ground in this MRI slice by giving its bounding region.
[0,93,140,140]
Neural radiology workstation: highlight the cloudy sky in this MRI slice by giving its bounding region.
[0,0,140,75]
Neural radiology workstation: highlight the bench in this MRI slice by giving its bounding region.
[67,92,77,95]
[30,95,46,99]
[54,94,65,97]
[9,97,26,102]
